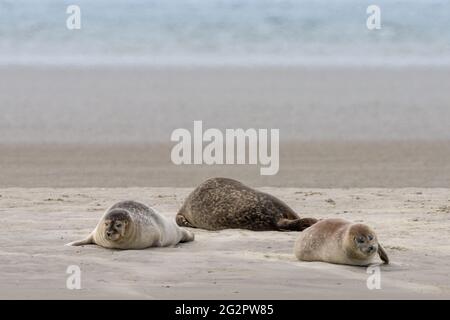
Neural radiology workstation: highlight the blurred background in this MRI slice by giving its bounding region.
[1,0,449,67]
[0,0,449,187]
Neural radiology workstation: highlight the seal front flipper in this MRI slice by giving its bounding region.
[378,244,389,264]
[276,218,318,231]
[176,213,196,228]
[180,228,195,243]
[66,233,94,246]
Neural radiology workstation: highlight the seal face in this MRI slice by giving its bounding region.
[103,209,131,242]
[176,177,318,231]
[67,200,195,249]
[294,218,389,266]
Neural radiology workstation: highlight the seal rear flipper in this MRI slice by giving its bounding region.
[66,234,94,246]
[180,228,195,243]
[276,218,318,231]
[176,213,196,228]
[378,244,389,264]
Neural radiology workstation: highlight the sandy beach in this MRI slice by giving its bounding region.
[1,66,449,299]
[2,66,450,188]
[1,187,449,299]
[2,0,450,304]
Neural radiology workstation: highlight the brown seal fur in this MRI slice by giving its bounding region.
[294,218,389,266]
[176,177,318,231]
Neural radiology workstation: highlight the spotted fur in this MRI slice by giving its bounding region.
[176,177,317,231]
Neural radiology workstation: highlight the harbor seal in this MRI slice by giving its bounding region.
[66,200,194,249]
[294,218,389,266]
[176,177,318,231]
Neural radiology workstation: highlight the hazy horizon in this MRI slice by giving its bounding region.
[1,0,449,66]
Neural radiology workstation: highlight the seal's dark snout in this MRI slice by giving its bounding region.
[106,231,112,237]
[368,245,375,252]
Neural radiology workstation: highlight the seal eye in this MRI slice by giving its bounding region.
[116,223,122,228]
[368,235,373,241]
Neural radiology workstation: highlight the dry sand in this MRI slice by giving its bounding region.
[1,187,449,299]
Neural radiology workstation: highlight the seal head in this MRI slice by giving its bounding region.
[102,209,132,242]
[344,223,379,262]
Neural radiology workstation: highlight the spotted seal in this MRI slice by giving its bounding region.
[176,177,318,231]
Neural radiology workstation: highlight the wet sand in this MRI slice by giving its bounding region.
[1,66,450,144]
[1,141,449,188]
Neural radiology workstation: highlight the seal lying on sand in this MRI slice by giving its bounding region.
[176,177,318,231]
[67,200,194,249]
[294,218,389,266]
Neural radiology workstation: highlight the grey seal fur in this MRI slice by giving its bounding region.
[176,177,318,231]
[67,200,194,249]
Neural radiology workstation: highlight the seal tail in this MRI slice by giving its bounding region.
[180,228,195,243]
[66,234,94,246]
[276,218,318,231]
[378,244,389,264]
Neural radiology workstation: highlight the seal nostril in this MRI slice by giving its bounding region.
[368,245,374,252]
